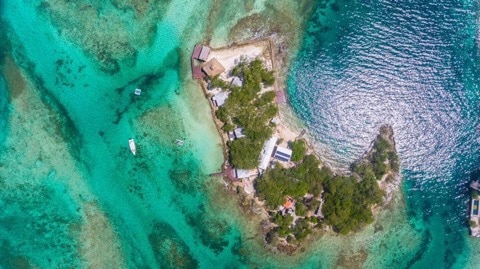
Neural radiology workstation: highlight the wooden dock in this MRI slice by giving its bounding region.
[191,44,207,79]
[209,171,224,177]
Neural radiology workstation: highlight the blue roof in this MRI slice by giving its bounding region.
[275,151,291,159]
[274,155,290,162]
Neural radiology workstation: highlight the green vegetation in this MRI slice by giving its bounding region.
[295,202,307,217]
[254,130,398,243]
[229,138,263,169]
[273,213,293,237]
[368,135,398,178]
[322,173,383,234]
[255,154,330,209]
[292,218,312,241]
[210,75,229,89]
[214,59,277,169]
[290,140,307,162]
[322,133,396,234]
[471,190,479,199]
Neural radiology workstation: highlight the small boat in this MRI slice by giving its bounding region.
[129,139,136,155]
[175,139,184,146]
[134,88,142,96]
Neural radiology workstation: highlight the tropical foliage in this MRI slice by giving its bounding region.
[255,131,397,241]
[214,59,277,169]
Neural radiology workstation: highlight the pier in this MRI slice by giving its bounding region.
[208,171,224,177]
[191,44,208,79]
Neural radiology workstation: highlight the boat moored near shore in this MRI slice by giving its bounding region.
[128,139,136,155]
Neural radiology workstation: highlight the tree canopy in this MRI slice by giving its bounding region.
[214,59,277,169]
[255,131,397,241]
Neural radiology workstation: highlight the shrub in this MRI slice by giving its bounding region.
[290,140,307,162]
[262,70,275,86]
[471,190,479,199]
[229,139,262,169]
[295,203,308,217]
[210,75,229,89]
[322,174,383,234]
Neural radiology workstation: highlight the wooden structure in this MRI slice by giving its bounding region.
[202,58,225,77]
[191,44,207,79]
[192,45,210,61]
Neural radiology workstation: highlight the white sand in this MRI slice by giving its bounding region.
[274,122,299,147]
[206,40,299,149]
[207,40,273,81]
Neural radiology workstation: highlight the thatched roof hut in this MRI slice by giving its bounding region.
[202,58,225,77]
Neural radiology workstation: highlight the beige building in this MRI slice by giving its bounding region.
[202,58,225,77]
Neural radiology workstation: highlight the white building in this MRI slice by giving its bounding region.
[273,146,292,162]
[258,137,278,171]
[212,91,228,107]
[235,169,250,179]
[231,76,243,87]
[234,128,245,139]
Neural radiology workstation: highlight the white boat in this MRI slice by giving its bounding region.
[129,139,136,155]
[134,88,142,96]
[175,139,184,146]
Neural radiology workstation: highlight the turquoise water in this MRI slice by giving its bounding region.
[0,1,317,268]
[1,0,480,268]
[0,74,7,146]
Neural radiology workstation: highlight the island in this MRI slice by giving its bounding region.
[191,39,401,254]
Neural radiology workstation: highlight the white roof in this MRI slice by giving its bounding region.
[231,76,243,87]
[258,137,278,170]
[212,91,228,107]
[198,46,210,61]
[273,146,292,162]
[228,131,236,141]
[235,169,250,179]
[234,127,245,139]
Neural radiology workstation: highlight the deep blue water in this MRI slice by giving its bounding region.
[289,0,480,267]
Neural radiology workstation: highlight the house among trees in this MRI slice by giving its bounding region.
[231,76,243,87]
[202,58,225,77]
[258,137,278,171]
[228,128,246,141]
[283,196,295,209]
[228,131,236,141]
[273,146,292,162]
[212,91,228,107]
[281,196,295,215]
[234,128,245,139]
